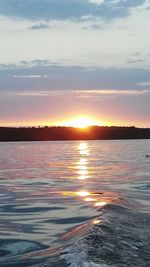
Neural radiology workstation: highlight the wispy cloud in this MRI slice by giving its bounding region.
[12,91,52,97]
[89,0,105,5]
[13,75,48,78]
[6,89,150,99]
[29,23,50,30]
[137,81,150,86]
[127,52,146,65]
[77,89,150,95]
[127,59,145,64]
[0,62,150,92]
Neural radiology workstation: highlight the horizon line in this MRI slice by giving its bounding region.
[1,125,149,129]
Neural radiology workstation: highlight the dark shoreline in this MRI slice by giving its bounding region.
[0,126,150,142]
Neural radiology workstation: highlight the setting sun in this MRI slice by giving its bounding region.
[61,116,100,128]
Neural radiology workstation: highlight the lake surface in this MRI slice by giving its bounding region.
[0,140,150,267]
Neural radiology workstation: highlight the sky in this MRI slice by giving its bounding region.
[0,0,150,127]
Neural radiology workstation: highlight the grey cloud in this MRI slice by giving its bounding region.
[87,23,104,30]
[0,61,150,92]
[30,59,59,66]
[131,52,141,57]
[0,0,145,21]
[29,23,50,30]
[0,60,58,69]
[0,63,19,69]
[127,52,146,65]
[127,59,145,64]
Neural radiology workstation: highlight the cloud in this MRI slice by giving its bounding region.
[12,90,52,97]
[0,0,145,21]
[137,81,150,86]
[77,89,150,95]
[13,75,48,78]
[127,52,146,65]
[29,23,49,30]
[127,59,145,64]
[0,60,58,69]
[131,52,141,57]
[10,89,150,98]
[0,61,150,92]
[89,0,105,5]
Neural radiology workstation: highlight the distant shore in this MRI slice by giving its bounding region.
[0,126,150,142]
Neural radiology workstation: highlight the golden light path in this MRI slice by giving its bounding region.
[62,142,117,210]
[77,142,108,208]
[30,141,118,212]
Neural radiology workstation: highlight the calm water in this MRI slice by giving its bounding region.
[0,140,150,267]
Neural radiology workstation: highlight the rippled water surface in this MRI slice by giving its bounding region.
[0,140,150,266]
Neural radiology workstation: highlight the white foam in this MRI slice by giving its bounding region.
[61,241,108,267]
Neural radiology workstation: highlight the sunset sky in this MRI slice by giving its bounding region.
[0,0,150,127]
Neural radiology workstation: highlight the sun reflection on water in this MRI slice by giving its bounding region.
[71,143,114,209]
[76,191,90,197]
[94,201,107,207]
[77,169,88,176]
[63,142,118,216]
[84,197,95,202]
[76,142,90,180]
[77,158,88,165]
[78,142,89,155]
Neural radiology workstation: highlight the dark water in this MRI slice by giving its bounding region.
[0,140,149,266]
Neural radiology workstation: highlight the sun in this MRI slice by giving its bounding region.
[62,116,99,128]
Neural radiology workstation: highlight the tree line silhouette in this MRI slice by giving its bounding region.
[0,126,150,141]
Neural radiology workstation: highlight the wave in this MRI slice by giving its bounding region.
[60,203,150,267]
[1,203,150,267]
[61,241,108,267]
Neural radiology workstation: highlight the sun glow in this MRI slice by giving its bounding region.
[62,116,100,128]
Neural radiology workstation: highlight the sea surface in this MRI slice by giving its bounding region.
[0,140,149,267]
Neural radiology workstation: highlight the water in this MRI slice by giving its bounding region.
[0,140,149,267]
